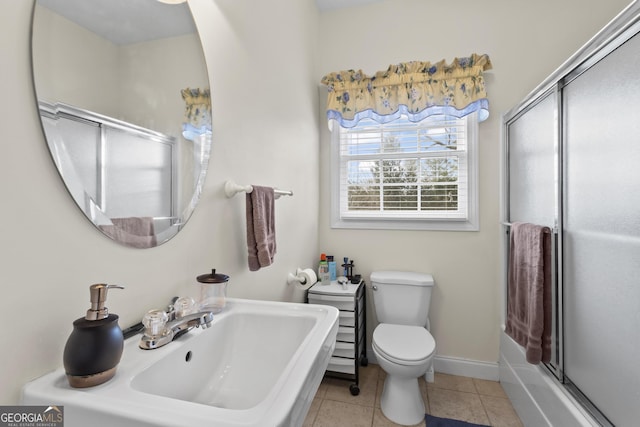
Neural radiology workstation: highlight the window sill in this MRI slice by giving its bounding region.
[330,216,479,231]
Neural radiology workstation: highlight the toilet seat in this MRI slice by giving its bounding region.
[373,324,435,366]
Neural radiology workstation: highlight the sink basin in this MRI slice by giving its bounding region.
[22,298,339,427]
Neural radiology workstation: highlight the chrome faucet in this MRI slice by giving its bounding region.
[139,297,214,350]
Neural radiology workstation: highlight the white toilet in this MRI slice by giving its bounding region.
[371,271,436,426]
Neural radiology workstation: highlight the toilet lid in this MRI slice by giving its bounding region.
[373,324,435,363]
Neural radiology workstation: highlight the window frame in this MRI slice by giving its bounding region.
[330,113,479,231]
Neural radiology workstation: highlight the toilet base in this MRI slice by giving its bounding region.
[380,374,425,426]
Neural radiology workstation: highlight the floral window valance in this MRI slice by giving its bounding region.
[320,53,492,128]
[181,88,212,141]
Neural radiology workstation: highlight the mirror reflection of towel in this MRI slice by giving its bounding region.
[99,217,157,249]
[246,186,276,271]
[505,222,552,365]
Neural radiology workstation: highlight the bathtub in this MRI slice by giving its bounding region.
[499,331,600,427]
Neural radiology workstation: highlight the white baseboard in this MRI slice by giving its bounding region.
[366,349,499,381]
[433,354,499,381]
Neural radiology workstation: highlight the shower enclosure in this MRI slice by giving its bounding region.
[501,2,640,425]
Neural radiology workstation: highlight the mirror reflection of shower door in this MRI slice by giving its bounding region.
[102,125,175,221]
[40,103,177,229]
[41,114,101,214]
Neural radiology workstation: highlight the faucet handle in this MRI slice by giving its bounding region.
[173,296,196,318]
[142,309,169,337]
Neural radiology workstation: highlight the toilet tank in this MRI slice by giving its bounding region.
[370,271,434,326]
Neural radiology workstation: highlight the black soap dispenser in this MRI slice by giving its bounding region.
[63,284,124,388]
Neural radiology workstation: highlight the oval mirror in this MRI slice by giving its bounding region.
[31,0,212,248]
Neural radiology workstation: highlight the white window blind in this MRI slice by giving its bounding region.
[339,116,468,218]
[331,114,478,231]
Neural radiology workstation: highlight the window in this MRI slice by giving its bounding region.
[331,113,478,231]
[321,55,491,230]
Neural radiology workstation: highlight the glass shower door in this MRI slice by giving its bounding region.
[506,90,560,372]
[563,30,640,426]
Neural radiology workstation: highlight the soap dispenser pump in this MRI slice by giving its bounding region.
[63,284,124,388]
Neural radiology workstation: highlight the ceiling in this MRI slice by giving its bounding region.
[37,0,381,46]
[36,0,195,45]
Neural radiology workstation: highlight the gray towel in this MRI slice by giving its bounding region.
[246,186,276,271]
[99,217,157,249]
[505,222,552,364]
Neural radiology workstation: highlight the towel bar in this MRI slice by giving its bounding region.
[501,221,556,234]
[224,180,293,199]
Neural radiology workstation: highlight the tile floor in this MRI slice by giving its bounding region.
[303,365,523,427]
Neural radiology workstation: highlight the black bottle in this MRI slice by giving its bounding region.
[63,284,124,388]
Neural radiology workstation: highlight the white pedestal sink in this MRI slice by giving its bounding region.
[22,298,339,427]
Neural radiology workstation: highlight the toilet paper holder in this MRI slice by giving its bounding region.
[287,268,317,288]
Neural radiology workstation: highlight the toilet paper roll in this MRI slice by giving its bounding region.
[295,268,317,290]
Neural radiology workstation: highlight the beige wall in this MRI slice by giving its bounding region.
[317,0,630,363]
[0,0,319,404]
[32,5,120,116]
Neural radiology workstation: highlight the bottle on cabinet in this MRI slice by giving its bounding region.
[318,253,330,285]
[327,255,337,281]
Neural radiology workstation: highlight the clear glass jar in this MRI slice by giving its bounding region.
[196,269,230,313]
